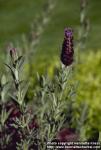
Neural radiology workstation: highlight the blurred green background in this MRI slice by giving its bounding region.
[0,0,101,53]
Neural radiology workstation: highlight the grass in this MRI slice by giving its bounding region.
[0,0,101,59]
[0,0,45,47]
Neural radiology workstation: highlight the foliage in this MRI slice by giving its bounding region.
[26,49,101,140]
[0,44,90,149]
[76,50,101,130]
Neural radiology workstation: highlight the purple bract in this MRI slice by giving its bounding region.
[61,28,74,66]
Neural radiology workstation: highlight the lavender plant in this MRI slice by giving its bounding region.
[0,48,38,149]
[0,28,88,150]
[32,28,89,149]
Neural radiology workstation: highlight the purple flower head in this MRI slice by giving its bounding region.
[57,128,79,143]
[61,28,74,66]
[65,28,73,38]
[9,47,16,54]
[9,48,17,59]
